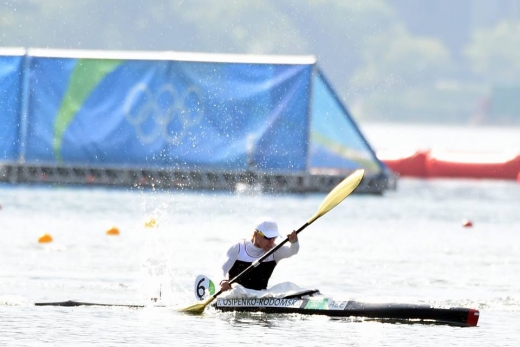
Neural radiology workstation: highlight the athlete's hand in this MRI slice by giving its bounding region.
[220,280,232,291]
[287,230,298,243]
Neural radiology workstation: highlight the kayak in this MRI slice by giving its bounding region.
[35,298,480,328]
[34,297,479,327]
[195,276,479,327]
[213,296,479,327]
[34,275,480,328]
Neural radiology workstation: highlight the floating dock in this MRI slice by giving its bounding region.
[0,163,394,194]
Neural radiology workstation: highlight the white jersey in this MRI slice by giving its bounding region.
[221,238,299,290]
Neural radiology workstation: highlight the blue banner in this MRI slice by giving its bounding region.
[0,54,23,161]
[25,57,312,172]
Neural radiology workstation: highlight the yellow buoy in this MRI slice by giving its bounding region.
[144,217,158,228]
[38,233,53,243]
[106,227,120,235]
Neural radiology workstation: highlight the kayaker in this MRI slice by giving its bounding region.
[219,217,299,291]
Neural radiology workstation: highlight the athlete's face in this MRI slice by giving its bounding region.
[254,231,276,251]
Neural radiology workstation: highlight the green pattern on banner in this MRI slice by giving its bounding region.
[304,299,329,310]
[53,59,123,161]
[311,131,380,172]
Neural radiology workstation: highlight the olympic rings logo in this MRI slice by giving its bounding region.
[123,83,204,145]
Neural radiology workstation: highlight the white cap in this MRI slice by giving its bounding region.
[254,217,280,238]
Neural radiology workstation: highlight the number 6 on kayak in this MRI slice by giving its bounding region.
[194,275,216,301]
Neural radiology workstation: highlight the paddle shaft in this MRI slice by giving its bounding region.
[210,221,310,299]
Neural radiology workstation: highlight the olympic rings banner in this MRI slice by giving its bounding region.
[1,49,384,176]
[0,53,23,161]
[24,56,312,171]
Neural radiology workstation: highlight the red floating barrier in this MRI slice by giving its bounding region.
[377,150,429,178]
[427,151,520,180]
[379,149,520,180]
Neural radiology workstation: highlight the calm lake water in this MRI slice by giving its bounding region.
[1,123,519,346]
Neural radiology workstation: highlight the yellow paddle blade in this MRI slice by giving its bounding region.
[307,169,364,225]
[178,296,216,314]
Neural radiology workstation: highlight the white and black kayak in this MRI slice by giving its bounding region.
[214,297,479,327]
[33,296,479,327]
[195,276,480,327]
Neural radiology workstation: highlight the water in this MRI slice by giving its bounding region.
[1,123,520,346]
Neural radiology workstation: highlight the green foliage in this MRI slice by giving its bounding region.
[358,84,486,123]
[169,1,308,54]
[350,25,453,90]
[1,0,518,123]
[465,20,520,84]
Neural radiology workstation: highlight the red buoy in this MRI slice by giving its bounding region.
[462,219,473,228]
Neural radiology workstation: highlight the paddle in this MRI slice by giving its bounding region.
[179,169,365,314]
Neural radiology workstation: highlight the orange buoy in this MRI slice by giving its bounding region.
[462,219,473,228]
[38,233,53,243]
[106,227,120,235]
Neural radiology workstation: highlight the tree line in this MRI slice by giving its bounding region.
[1,0,519,123]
